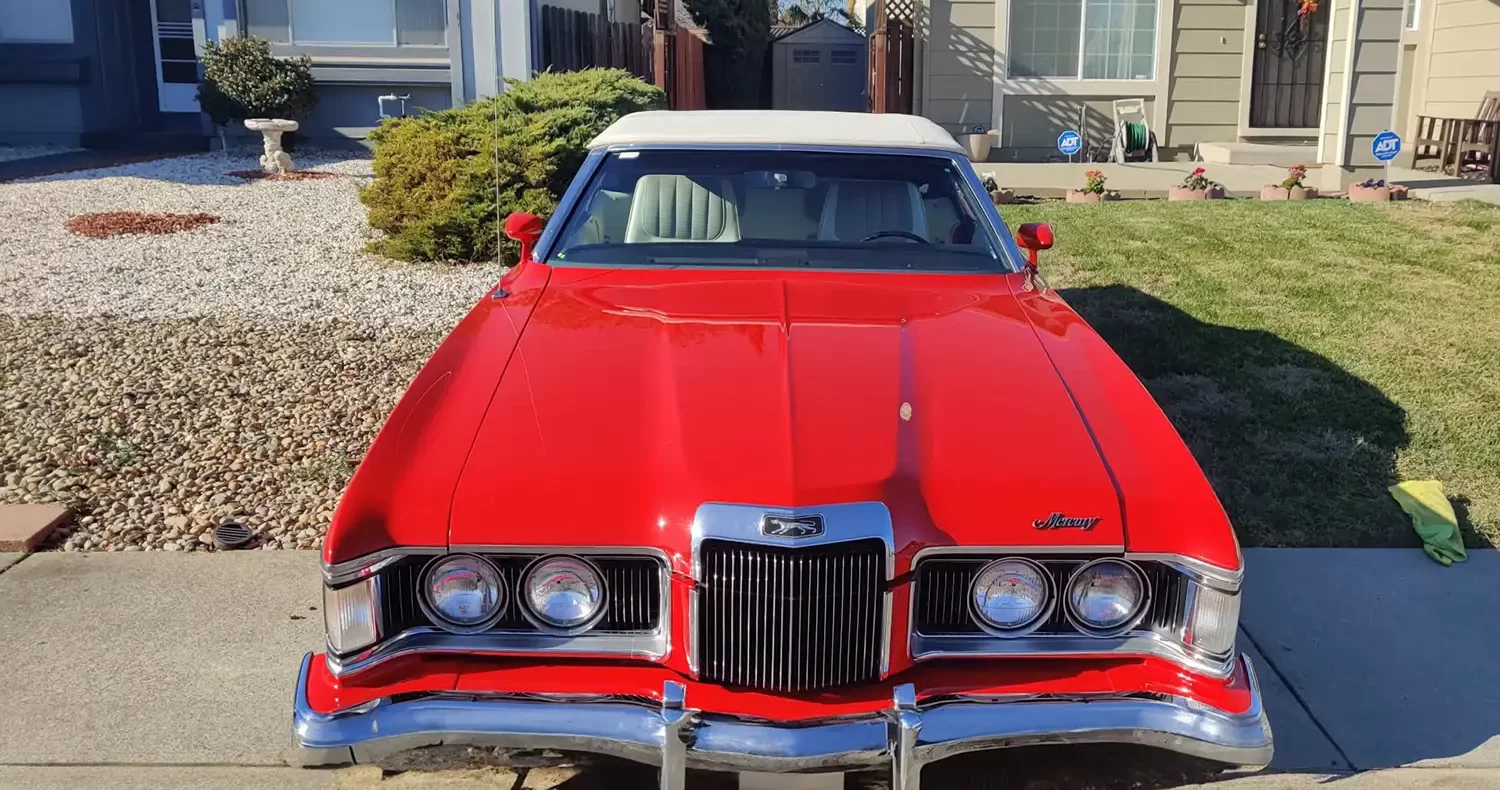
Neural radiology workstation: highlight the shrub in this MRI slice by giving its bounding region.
[360,69,665,264]
[198,37,317,127]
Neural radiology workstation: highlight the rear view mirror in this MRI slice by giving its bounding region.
[504,212,545,262]
[1015,222,1054,269]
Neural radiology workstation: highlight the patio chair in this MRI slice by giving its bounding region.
[1412,91,1500,182]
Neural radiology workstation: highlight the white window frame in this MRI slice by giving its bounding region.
[1005,0,1159,81]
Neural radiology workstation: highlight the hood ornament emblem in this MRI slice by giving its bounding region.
[1033,513,1101,531]
[761,514,825,538]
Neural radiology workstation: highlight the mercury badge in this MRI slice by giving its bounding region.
[761,514,825,538]
[1033,513,1101,531]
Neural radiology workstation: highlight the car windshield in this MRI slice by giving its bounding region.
[549,149,1005,272]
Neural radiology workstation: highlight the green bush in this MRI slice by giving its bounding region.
[360,69,666,264]
[197,37,316,126]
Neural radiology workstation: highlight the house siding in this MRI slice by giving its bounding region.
[923,0,995,137]
[1165,0,1243,151]
[1321,0,1352,160]
[1405,0,1500,123]
[1000,94,1156,160]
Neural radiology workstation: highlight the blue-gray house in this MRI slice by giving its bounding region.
[0,0,640,148]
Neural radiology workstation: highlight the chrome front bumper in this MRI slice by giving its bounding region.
[290,653,1273,789]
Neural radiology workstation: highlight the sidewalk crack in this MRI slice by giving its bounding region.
[1241,625,1357,771]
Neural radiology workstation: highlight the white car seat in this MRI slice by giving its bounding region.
[817,180,929,242]
[625,174,741,243]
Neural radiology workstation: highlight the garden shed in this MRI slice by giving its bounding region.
[770,19,868,113]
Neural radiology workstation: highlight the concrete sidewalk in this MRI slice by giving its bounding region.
[1,548,1497,789]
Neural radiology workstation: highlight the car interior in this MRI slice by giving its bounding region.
[558,164,988,256]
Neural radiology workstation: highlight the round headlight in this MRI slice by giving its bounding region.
[970,558,1051,634]
[422,554,505,632]
[523,556,605,631]
[1065,559,1147,635]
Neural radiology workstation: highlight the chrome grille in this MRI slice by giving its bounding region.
[698,538,885,692]
[913,556,1184,636]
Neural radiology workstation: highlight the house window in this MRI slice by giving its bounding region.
[831,49,859,65]
[1009,0,1156,79]
[246,0,447,47]
[0,1,74,42]
[1404,0,1420,29]
[793,49,821,63]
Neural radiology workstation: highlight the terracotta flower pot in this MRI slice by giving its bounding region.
[1349,184,1391,203]
[989,188,1017,205]
[1169,185,1225,201]
[1288,186,1316,200]
[1067,190,1103,203]
[1389,184,1409,201]
[1261,186,1290,201]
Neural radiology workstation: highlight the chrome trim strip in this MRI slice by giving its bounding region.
[912,545,1126,561]
[291,652,1273,772]
[323,547,445,586]
[1126,552,1243,592]
[326,626,669,677]
[688,502,895,677]
[327,546,672,676]
[910,630,1236,679]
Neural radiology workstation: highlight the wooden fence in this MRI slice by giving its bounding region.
[870,0,915,114]
[655,26,707,110]
[539,5,652,81]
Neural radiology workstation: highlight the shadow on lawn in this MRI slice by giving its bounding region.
[1060,285,1491,550]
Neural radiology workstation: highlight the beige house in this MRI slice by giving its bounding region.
[1396,0,1500,158]
[919,0,1416,186]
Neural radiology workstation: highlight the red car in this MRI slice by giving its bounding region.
[292,111,1271,788]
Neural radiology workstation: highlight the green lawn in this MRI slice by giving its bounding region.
[1000,199,1500,549]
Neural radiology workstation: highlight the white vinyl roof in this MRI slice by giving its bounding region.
[589,111,967,155]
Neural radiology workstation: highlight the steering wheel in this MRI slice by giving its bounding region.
[860,230,930,244]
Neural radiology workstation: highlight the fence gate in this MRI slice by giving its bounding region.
[870,0,915,113]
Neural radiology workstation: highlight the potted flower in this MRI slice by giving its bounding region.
[1348,178,1391,203]
[1169,167,1226,200]
[1261,164,1317,200]
[1067,170,1120,203]
[981,173,1016,205]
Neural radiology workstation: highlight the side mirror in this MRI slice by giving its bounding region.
[504,212,546,262]
[1015,222,1054,269]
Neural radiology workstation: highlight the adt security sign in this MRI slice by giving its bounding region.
[1057,130,1083,157]
[1372,130,1401,162]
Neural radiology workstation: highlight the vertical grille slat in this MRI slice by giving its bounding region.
[699,538,884,693]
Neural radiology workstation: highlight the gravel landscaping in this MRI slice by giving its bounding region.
[0,150,507,551]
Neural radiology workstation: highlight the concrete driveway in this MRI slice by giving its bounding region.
[0,548,1496,789]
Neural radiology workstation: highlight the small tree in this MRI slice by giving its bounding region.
[198,37,317,128]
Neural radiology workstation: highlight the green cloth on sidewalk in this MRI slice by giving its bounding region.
[1389,480,1467,566]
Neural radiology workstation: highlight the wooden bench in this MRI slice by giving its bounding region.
[1413,91,1500,182]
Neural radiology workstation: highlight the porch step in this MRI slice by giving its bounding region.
[1198,142,1317,166]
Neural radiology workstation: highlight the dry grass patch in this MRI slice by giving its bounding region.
[65,211,220,239]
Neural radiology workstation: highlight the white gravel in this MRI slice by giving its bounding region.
[0,145,81,164]
[0,150,508,551]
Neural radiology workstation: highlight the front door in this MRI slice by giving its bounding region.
[1248,0,1329,128]
[151,0,200,113]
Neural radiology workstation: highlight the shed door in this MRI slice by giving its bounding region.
[1248,0,1328,128]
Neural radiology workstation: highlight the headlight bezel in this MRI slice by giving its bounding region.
[968,556,1054,637]
[1063,557,1150,637]
[520,554,609,634]
[418,553,508,634]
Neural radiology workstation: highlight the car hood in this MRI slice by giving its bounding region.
[449,267,1124,571]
